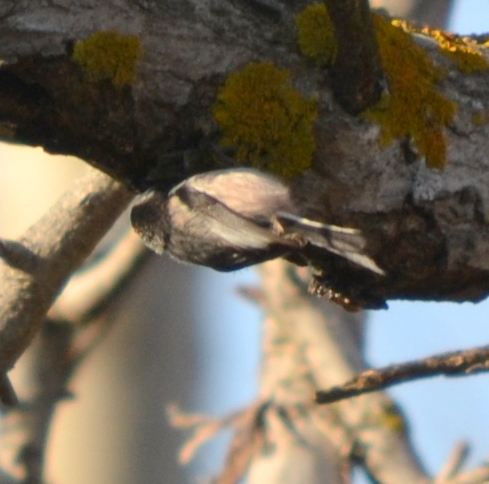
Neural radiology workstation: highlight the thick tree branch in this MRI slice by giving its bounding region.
[316,344,489,404]
[0,227,148,482]
[258,260,428,484]
[1,2,488,306]
[324,0,385,112]
[20,231,147,483]
[246,311,349,484]
[257,260,489,483]
[0,168,134,399]
[48,227,147,324]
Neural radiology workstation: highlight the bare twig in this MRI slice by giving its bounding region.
[235,285,265,305]
[316,345,489,404]
[436,443,469,483]
[0,168,134,403]
[441,465,489,484]
[324,0,384,112]
[432,442,489,484]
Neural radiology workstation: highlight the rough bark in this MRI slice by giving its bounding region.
[0,0,485,307]
[0,168,133,375]
[1,2,488,484]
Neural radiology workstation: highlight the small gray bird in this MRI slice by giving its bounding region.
[130,168,384,275]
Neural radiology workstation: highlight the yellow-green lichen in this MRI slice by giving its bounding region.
[213,62,318,178]
[295,3,336,67]
[472,110,489,126]
[73,31,143,86]
[364,14,457,169]
[368,401,407,435]
[393,20,489,73]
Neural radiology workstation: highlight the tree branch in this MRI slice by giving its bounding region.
[4,227,147,482]
[435,442,469,483]
[48,226,147,324]
[2,1,489,305]
[0,168,134,402]
[258,260,428,484]
[316,345,489,404]
[324,0,385,112]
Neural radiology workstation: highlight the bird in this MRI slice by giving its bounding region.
[130,168,384,275]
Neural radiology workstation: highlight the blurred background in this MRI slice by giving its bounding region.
[0,1,489,482]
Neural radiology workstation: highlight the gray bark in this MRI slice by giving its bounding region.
[0,0,487,307]
[0,2,488,483]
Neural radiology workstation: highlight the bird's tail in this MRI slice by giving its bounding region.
[276,212,384,275]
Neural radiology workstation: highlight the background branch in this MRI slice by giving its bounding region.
[316,344,489,404]
[0,168,134,400]
[2,227,148,483]
[257,260,428,484]
[48,226,147,324]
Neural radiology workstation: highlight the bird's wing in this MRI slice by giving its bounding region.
[178,186,301,250]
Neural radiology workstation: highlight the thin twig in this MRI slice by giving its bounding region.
[443,466,489,484]
[435,442,469,483]
[434,441,489,484]
[316,345,489,404]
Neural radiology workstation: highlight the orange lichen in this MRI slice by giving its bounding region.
[393,20,489,73]
[364,14,457,169]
